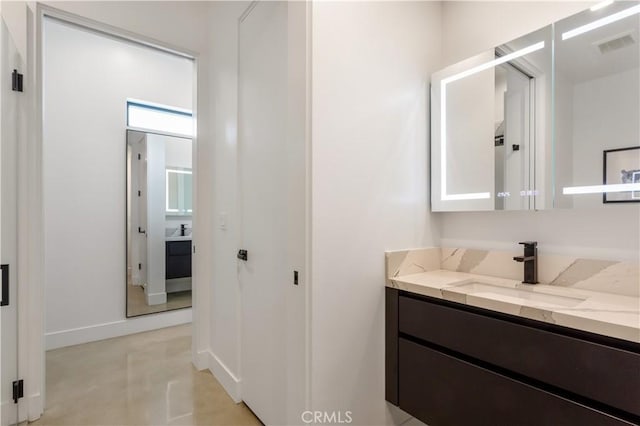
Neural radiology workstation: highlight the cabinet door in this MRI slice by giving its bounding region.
[398,338,632,426]
[165,241,192,279]
[399,294,640,416]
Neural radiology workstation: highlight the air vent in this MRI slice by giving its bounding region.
[594,32,636,55]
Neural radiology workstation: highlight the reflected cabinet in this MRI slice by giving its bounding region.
[431,2,640,212]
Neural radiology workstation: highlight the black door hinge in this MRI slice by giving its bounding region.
[138,153,141,160]
[12,70,23,92]
[138,190,141,197]
[1,264,9,306]
[12,379,23,403]
[138,263,142,270]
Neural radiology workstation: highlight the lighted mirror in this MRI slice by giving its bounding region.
[127,130,193,317]
[166,168,193,215]
[431,26,553,211]
[554,1,640,207]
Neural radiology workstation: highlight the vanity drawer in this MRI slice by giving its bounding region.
[398,294,640,417]
[399,338,633,426]
[166,240,192,256]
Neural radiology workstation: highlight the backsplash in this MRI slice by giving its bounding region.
[385,248,441,284]
[386,247,639,297]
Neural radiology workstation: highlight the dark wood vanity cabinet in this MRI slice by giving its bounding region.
[166,240,192,279]
[386,287,640,426]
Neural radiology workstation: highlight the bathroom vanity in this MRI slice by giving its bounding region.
[165,239,192,280]
[386,288,639,425]
[385,248,640,425]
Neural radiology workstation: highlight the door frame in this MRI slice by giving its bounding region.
[21,4,201,420]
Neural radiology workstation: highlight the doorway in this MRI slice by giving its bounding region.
[40,10,197,420]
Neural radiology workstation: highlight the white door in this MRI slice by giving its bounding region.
[238,2,288,424]
[0,9,23,426]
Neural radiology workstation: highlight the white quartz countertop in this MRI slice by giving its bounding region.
[389,269,640,344]
[166,236,192,242]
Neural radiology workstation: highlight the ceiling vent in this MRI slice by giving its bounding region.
[594,32,636,55]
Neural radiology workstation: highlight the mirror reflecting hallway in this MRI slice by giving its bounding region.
[31,326,260,426]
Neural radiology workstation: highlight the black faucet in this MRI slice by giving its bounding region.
[513,241,538,284]
[180,224,187,236]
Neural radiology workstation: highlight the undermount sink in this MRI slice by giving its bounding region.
[453,282,586,308]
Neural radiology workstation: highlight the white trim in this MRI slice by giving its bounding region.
[304,0,313,412]
[207,350,242,403]
[193,349,209,371]
[127,126,193,141]
[37,5,198,59]
[127,97,193,115]
[27,393,42,422]
[44,309,192,350]
[146,291,167,306]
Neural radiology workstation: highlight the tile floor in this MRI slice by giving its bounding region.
[32,325,261,426]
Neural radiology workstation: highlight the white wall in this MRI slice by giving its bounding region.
[165,136,192,169]
[439,1,640,261]
[43,17,193,348]
[310,2,442,424]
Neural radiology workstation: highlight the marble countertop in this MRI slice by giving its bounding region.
[166,236,192,242]
[389,269,640,344]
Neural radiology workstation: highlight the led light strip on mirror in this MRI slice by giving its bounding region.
[562,3,640,41]
[563,183,640,195]
[560,2,640,196]
[440,42,545,201]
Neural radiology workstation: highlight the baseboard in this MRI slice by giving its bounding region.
[1,400,14,426]
[27,392,42,422]
[45,308,192,350]
[193,349,209,371]
[207,350,242,403]
[166,277,192,293]
[0,394,37,425]
[146,291,167,305]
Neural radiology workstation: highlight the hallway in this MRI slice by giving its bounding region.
[33,325,260,426]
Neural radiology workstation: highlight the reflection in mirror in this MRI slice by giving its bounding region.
[431,26,552,211]
[494,62,532,210]
[127,130,193,317]
[166,168,193,214]
[555,1,640,208]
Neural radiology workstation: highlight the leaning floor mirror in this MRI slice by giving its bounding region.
[126,129,193,317]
